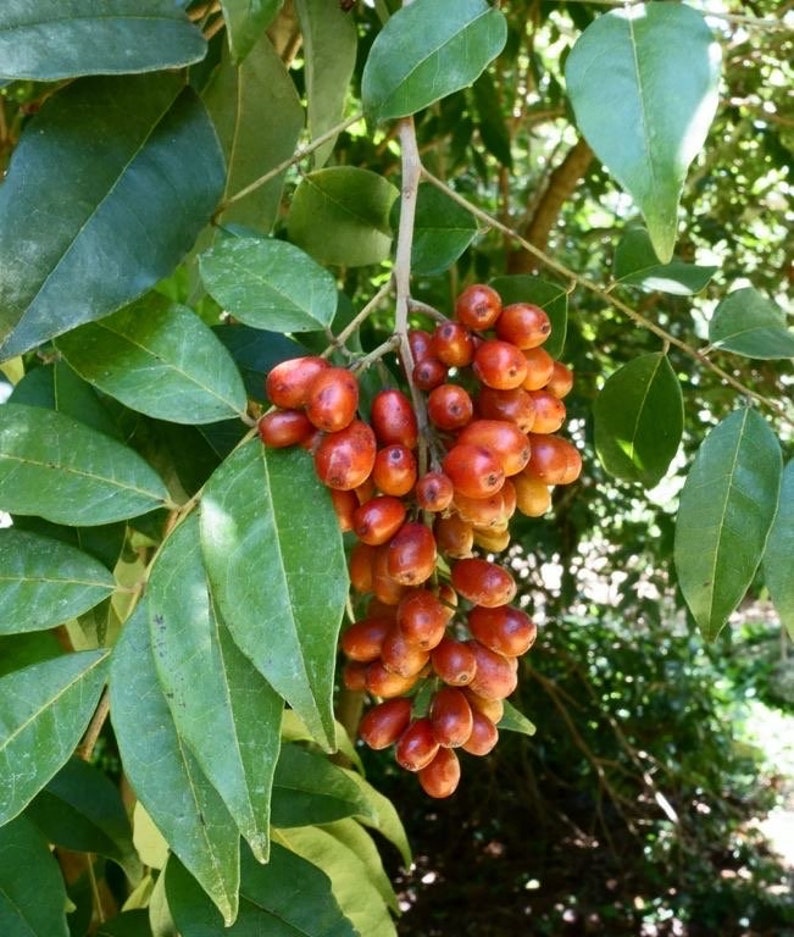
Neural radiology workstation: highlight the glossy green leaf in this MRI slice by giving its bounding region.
[148,514,283,862]
[287,167,399,267]
[0,632,63,678]
[167,843,358,937]
[200,238,337,332]
[275,826,397,937]
[205,32,303,233]
[362,0,507,124]
[322,819,398,913]
[295,0,357,168]
[499,700,536,737]
[26,757,141,882]
[0,0,206,81]
[0,649,109,825]
[110,604,240,925]
[613,228,718,295]
[200,443,347,750]
[0,815,69,937]
[0,404,172,525]
[708,287,794,359]
[594,353,683,488]
[56,297,247,424]
[565,4,721,263]
[0,73,225,361]
[409,184,479,276]
[489,276,568,358]
[220,0,283,64]
[281,711,362,774]
[763,461,794,640]
[0,529,115,634]
[10,515,126,574]
[336,767,411,867]
[471,71,513,168]
[674,409,782,641]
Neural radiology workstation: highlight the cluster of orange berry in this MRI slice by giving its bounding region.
[258,284,580,797]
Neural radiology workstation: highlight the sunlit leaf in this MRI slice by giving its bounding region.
[709,287,794,359]
[613,228,717,295]
[499,700,536,737]
[762,460,794,640]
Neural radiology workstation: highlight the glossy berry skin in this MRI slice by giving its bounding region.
[359,698,413,750]
[365,661,418,698]
[419,747,461,798]
[442,444,505,501]
[433,512,474,558]
[353,496,407,546]
[372,445,417,497]
[546,360,574,399]
[395,718,440,772]
[371,545,408,606]
[467,605,537,657]
[396,589,449,650]
[472,340,528,390]
[431,636,478,686]
[464,688,504,724]
[258,409,314,448]
[415,471,455,512]
[381,625,430,677]
[430,687,474,748]
[476,386,536,433]
[413,357,447,391]
[495,302,551,350]
[472,526,511,553]
[432,321,475,367]
[340,617,392,662]
[342,660,368,691]
[528,389,566,435]
[461,710,499,756]
[427,384,474,432]
[452,489,509,529]
[457,419,531,477]
[266,356,328,409]
[305,367,359,432]
[467,641,518,700]
[330,488,358,532]
[513,473,552,517]
[408,328,434,364]
[455,283,502,330]
[370,389,418,449]
[314,420,376,490]
[521,346,555,391]
[524,435,582,485]
[451,558,516,608]
[386,522,437,586]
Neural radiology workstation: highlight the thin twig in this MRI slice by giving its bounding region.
[77,689,110,762]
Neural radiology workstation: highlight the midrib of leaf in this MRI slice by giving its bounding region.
[0,573,112,588]
[212,254,324,322]
[625,355,662,468]
[627,15,657,192]
[303,176,391,235]
[0,886,38,937]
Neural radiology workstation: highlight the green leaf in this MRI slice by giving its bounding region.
[25,757,142,882]
[0,815,69,937]
[205,31,303,233]
[763,460,794,641]
[56,296,248,425]
[488,276,568,358]
[287,167,399,267]
[336,767,411,867]
[471,71,513,168]
[10,515,126,574]
[322,819,398,913]
[281,711,362,774]
[96,910,153,937]
[214,325,305,402]
[0,0,206,81]
[0,404,172,525]
[408,184,479,276]
[361,0,507,124]
[200,238,338,332]
[0,632,63,678]
[499,700,536,737]
[294,0,357,168]
[708,287,794,359]
[674,409,782,641]
[167,843,358,937]
[0,649,109,826]
[220,0,283,64]
[0,73,225,361]
[275,826,397,937]
[613,228,717,295]
[593,353,683,488]
[565,4,721,263]
[148,514,283,863]
[200,443,348,750]
[0,529,115,634]
[109,604,240,926]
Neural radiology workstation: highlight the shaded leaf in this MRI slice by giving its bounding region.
[709,287,794,359]
[96,910,153,937]
[0,73,225,360]
[614,228,717,295]
[338,767,411,867]
[0,650,109,825]
[362,0,507,124]
[281,710,362,774]
[322,819,398,913]
[674,409,782,641]
[0,404,172,526]
[408,184,479,276]
[566,4,721,262]
[594,353,683,488]
[471,71,513,168]
[10,515,126,574]
[499,700,536,737]
[763,460,794,640]
[214,325,305,403]
[220,0,283,64]
[0,631,63,679]
[489,275,568,358]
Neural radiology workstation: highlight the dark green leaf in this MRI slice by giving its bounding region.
[0,404,172,525]
[471,71,513,168]
[594,353,683,488]
[200,443,348,750]
[763,460,794,640]
[200,238,338,332]
[0,631,63,678]
[220,0,283,64]
[0,815,69,936]
[0,529,115,634]
[565,4,721,262]
[287,167,398,267]
[0,650,109,825]
[110,604,240,925]
[409,184,479,276]
[56,296,248,424]
[362,0,507,124]
[148,515,283,862]
[708,287,794,359]
[674,409,782,641]
[214,325,305,402]
[489,275,568,358]
[96,910,153,937]
[0,73,225,360]
[613,228,717,295]
[499,700,537,736]
[10,515,126,573]
[0,0,206,81]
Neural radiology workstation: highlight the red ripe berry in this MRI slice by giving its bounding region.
[457,419,531,477]
[359,698,413,750]
[467,640,518,700]
[396,589,449,650]
[433,512,474,558]
[521,347,555,391]
[432,321,475,367]
[524,435,582,485]
[467,605,537,657]
[452,489,508,529]
[431,636,478,686]
[464,688,504,724]
[455,284,502,331]
[372,445,417,497]
[380,625,430,677]
[442,444,505,501]
[370,389,419,449]
[427,384,474,432]
[386,522,437,586]
[451,558,516,608]
[258,409,314,448]
[266,356,328,409]
[528,389,566,435]
[371,544,408,606]
[546,360,574,399]
[314,420,376,490]
[353,496,407,546]
[476,386,536,433]
[419,747,461,798]
[365,661,418,698]
[461,709,499,756]
[495,303,551,350]
[305,367,359,432]
[349,542,375,594]
[408,328,434,364]
[413,357,448,391]
[430,687,474,748]
[340,617,392,661]
[472,340,528,391]
[330,488,358,532]
[342,660,368,691]
[415,470,455,513]
[395,718,440,772]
